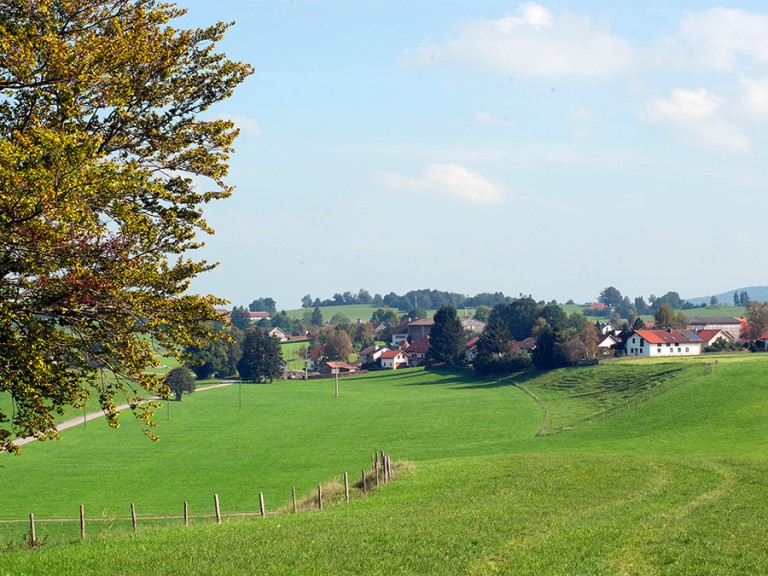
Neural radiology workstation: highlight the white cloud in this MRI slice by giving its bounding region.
[379,163,504,204]
[678,8,768,71]
[640,88,750,154]
[741,77,768,120]
[405,2,633,77]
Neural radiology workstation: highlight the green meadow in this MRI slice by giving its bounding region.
[2,355,768,574]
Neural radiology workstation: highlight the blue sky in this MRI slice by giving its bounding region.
[177,1,768,310]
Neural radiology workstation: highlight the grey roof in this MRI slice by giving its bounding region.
[687,317,741,325]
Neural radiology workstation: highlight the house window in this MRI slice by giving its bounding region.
[685,348,689,353]
[678,348,681,353]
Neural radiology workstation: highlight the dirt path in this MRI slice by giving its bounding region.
[12,380,234,447]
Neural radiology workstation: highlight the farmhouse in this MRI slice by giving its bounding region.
[258,326,289,342]
[460,317,486,333]
[687,317,743,340]
[407,318,434,341]
[358,344,389,364]
[598,334,619,349]
[404,338,431,366]
[625,329,703,357]
[694,329,734,348]
[318,361,357,376]
[380,349,409,370]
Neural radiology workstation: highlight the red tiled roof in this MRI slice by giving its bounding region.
[589,302,608,310]
[465,336,479,349]
[380,349,407,360]
[407,338,432,354]
[695,329,733,342]
[633,330,702,344]
[308,345,325,359]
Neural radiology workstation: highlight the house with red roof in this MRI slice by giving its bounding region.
[693,329,734,348]
[404,338,431,366]
[465,336,480,363]
[380,349,409,370]
[625,329,703,357]
[307,345,326,371]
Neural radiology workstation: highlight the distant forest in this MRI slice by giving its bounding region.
[300,289,518,311]
[298,285,768,312]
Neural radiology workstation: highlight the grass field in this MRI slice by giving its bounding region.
[2,355,768,574]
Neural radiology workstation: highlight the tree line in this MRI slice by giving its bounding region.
[299,289,512,310]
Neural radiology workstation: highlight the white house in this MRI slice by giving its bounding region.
[597,334,619,349]
[380,349,409,370]
[625,329,702,357]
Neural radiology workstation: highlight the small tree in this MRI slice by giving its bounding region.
[165,367,196,402]
[310,307,325,327]
[230,306,252,331]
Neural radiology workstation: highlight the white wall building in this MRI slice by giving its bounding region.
[625,330,702,357]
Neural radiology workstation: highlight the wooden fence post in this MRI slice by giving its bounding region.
[292,486,297,513]
[344,472,349,503]
[317,484,323,511]
[80,504,86,539]
[259,492,266,517]
[362,469,367,494]
[131,502,138,533]
[184,501,189,527]
[214,494,221,525]
[28,513,35,546]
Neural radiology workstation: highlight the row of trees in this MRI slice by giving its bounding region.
[184,323,283,383]
[426,299,600,374]
[300,289,513,311]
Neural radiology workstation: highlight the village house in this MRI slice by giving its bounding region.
[358,344,389,364]
[380,349,409,370]
[406,318,434,341]
[404,338,431,366]
[307,345,325,371]
[460,317,486,333]
[687,317,743,341]
[258,326,289,342]
[318,361,357,376]
[625,329,703,357]
[598,333,619,349]
[693,329,735,349]
[465,336,479,363]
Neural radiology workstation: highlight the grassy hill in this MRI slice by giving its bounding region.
[3,356,768,574]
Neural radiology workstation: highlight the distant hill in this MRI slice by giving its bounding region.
[687,286,768,306]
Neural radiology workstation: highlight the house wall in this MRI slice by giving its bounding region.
[688,321,742,340]
[626,336,701,357]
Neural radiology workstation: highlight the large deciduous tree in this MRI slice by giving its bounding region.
[0,1,252,452]
[746,301,768,340]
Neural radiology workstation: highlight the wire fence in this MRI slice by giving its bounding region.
[1,452,395,548]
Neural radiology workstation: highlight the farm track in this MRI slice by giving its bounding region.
[10,381,233,448]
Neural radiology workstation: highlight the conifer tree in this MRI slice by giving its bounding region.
[427,306,465,366]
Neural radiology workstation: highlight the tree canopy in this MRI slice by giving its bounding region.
[237,329,283,383]
[427,306,465,366]
[165,366,196,402]
[0,1,252,452]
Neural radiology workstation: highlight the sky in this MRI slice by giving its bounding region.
[175,1,768,310]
